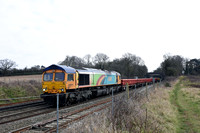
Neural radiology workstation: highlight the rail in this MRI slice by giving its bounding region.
[0,96,40,101]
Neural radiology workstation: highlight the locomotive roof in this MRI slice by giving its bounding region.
[77,67,121,75]
[78,67,105,73]
[43,65,121,75]
[43,64,76,73]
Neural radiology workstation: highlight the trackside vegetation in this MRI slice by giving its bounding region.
[0,80,42,104]
[62,76,200,133]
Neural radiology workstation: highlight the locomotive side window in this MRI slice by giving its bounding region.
[68,74,74,81]
[43,73,53,81]
[55,72,65,81]
[79,74,89,85]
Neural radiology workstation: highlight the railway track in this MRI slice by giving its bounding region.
[0,99,44,113]
[0,98,42,107]
[0,100,50,124]
[0,93,114,133]
[0,105,53,125]
[0,84,157,133]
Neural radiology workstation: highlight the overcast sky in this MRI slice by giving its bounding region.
[0,0,199,72]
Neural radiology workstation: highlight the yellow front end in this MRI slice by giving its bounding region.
[42,70,66,94]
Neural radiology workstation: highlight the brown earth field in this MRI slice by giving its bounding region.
[0,75,42,83]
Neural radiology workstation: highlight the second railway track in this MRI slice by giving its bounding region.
[0,105,53,125]
[0,99,44,113]
[11,97,112,133]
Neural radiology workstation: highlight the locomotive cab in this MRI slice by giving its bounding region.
[41,65,77,105]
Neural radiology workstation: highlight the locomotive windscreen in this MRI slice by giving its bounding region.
[79,74,89,85]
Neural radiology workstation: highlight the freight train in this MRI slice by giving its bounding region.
[40,64,160,105]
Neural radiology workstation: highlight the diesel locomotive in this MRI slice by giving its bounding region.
[40,64,121,105]
[40,64,161,105]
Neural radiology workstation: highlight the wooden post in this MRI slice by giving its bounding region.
[112,87,114,117]
[146,82,148,100]
[126,83,129,99]
[160,79,161,88]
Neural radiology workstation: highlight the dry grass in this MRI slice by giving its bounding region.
[182,76,200,101]
[183,76,200,88]
[182,87,200,100]
[147,87,178,132]
[185,76,200,83]
[61,81,179,133]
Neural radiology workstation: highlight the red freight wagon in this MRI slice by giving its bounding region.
[121,78,153,86]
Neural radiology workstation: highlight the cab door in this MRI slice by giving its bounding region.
[75,71,79,88]
[66,73,76,89]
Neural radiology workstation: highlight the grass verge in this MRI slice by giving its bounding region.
[170,76,200,133]
[0,80,42,104]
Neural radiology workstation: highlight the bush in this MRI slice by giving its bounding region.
[165,82,171,87]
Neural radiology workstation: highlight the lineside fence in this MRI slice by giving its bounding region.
[110,80,162,132]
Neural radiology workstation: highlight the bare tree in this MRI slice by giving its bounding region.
[120,53,147,78]
[83,54,93,67]
[123,53,144,65]
[60,55,85,68]
[93,53,109,69]
[0,59,17,75]
[59,53,148,78]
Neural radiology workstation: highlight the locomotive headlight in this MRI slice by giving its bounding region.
[43,88,47,91]
[61,88,64,92]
